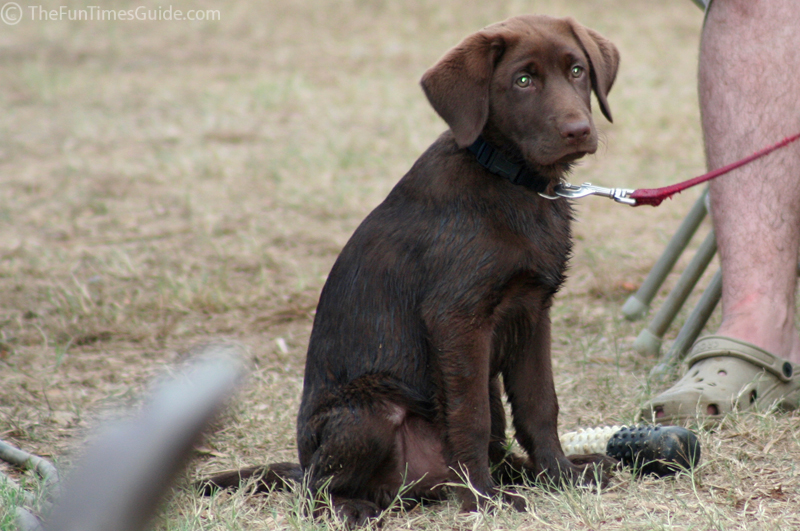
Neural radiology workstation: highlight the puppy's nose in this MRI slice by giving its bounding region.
[559,120,591,142]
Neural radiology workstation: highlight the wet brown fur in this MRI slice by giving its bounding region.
[200,14,620,525]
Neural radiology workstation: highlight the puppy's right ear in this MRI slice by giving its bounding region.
[566,18,620,123]
[420,32,505,148]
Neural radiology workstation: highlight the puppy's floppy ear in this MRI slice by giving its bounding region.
[420,32,506,148]
[567,18,620,123]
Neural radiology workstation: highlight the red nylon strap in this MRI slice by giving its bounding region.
[630,131,800,207]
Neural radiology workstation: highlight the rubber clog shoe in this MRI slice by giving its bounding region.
[641,336,800,425]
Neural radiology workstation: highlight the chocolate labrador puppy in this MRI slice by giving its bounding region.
[201,14,619,524]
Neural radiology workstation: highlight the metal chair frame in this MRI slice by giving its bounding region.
[623,189,799,377]
[622,191,723,376]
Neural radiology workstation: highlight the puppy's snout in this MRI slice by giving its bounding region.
[559,119,592,142]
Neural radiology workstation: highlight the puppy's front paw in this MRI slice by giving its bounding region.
[535,454,615,490]
[567,453,618,487]
[458,485,528,513]
[500,488,528,512]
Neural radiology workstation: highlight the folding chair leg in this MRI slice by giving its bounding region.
[633,230,717,356]
[622,191,709,321]
[649,268,722,378]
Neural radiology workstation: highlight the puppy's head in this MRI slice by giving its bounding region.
[421,15,619,170]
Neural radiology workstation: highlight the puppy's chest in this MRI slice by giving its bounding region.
[496,200,572,282]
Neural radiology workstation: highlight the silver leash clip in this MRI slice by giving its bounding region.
[540,182,637,205]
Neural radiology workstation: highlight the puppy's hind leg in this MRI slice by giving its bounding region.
[302,401,410,526]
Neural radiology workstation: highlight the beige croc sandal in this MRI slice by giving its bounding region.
[641,336,800,425]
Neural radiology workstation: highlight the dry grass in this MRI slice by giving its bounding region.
[1,0,799,529]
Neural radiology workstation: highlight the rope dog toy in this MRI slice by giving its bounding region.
[560,424,701,476]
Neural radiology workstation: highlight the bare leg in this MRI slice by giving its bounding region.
[643,0,800,422]
[701,0,800,363]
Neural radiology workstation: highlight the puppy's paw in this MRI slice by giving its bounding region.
[458,485,528,514]
[534,454,615,490]
[316,497,382,529]
[337,499,382,528]
[568,452,618,470]
[500,488,528,512]
[565,453,618,488]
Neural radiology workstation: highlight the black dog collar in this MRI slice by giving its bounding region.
[467,136,549,194]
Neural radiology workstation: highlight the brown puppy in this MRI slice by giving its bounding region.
[201,14,619,524]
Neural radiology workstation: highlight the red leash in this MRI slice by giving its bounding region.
[630,132,800,206]
[548,132,800,206]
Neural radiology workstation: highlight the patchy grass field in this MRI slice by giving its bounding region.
[2,0,799,529]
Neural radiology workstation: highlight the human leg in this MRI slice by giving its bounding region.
[643,0,800,422]
[700,0,800,363]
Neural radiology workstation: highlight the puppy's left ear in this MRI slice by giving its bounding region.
[567,19,620,123]
[420,32,506,148]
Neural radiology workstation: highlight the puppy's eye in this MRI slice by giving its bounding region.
[515,74,532,88]
[570,65,584,78]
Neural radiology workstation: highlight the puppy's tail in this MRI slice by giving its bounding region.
[197,462,303,495]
